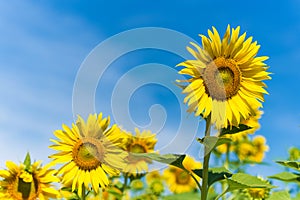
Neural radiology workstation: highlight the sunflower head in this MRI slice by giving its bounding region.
[163,155,201,194]
[149,179,164,196]
[177,25,271,128]
[236,135,269,163]
[0,153,59,200]
[146,170,162,185]
[123,128,158,175]
[130,179,144,191]
[289,147,300,161]
[49,113,128,196]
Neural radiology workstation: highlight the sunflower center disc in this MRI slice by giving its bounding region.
[130,144,146,153]
[128,143,148,163]
[72,137,104,170]
[176,171,190,185]
[203,57,241,100]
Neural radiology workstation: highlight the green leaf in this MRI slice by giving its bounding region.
[193,167,232,186]
[268,172,300,182]
[197,136,232,152]
[226,173,274,192]
[132,153,186,169]
[267,190,290,200]
[276,160,300,171]
[163,192,201,200]
[220,124,252,136]
[23,152,31,170]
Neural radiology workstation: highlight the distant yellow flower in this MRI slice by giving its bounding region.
[0,159,59,200]
[289,147,300,161]
[123,128,157,175]
[149,180,164,196]
[177,25,270,128]
[146,170,162,185]
[236,135,268,162]
[237,142,254,161]
[247,188,269,199]
[49,113,127,197]
[252,135,269,162]
[130,179,144,191]
[163,156,201,193]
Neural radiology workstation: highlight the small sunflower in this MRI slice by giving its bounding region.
[0,154,59,200]
[163,156,201,194]
[123,128,157,175]
[177,25,271,128]
[251,135,269,162]
[289,147,300,161]
[149,179,164,196]
[49,113,127,197]
[236,135,269,162]
[146,170,162,185]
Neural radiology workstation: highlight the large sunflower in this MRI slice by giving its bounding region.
[177,25,271,128]
[0,155,59,200]
[163,156,201,194]
[49,113,127,197]
[122,128,157,175]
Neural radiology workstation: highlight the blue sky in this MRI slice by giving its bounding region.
[0,0,299,179]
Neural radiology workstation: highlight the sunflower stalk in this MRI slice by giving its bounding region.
[201,115,212,200]
[222,146,230,200]
[122,173,129,194]
[81,184,86,200]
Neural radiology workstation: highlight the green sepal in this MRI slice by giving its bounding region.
[23,152,31,171]
[193,167,232,187]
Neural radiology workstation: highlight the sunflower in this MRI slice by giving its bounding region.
[177,25,271,128]
[146,170,162,185]
[163,156,201,194]
[49,113,128,197]
[236,135,269,162]
[123,128,157,175]
[0,154,59,200]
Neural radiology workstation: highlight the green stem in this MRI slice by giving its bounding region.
[122,173,129,194]
[81,184,86,200]
[201,115,212,200]
[225,144,230,168]
[222,146,230,200]
[215,188,228,200]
